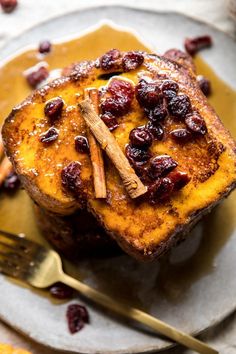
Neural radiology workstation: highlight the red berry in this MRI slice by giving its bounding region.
[136,79,163,109]
[3,172,20,191]
[61,162,82,197]
[108,79,134,99]
[168,94,192,119]
[144,103,167,122]
[26,65,49,89]
[148,177,174,204]
[122,51,144,72]
[101,96,132,117]
[169,170,191,190]
[149,155,178,179]
[129,127,153,149]
[0,0,17,13]
[75,136,89,154]
[50,283,73,299]
[100,49,121,71]
[170,128,192,142]
[66,304,89,334]
[39,40,52,54]
[185,113,207,135]
[197,75,211,96]
[184,35,212,56]
[39,127,59,144]
[44,97,64,121]
[101,113,119,131]
[146,121,164,141]
[126,144,151,166]
[161,80,179,100]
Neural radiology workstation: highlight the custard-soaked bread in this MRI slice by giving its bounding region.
[2,50,236,260]
[34,205,119,258]
[0,343,31,354]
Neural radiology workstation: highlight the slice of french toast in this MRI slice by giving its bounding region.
[2,50,236,260]
[34,205,119,258]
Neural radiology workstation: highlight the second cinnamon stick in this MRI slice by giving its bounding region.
[84,88,106,199]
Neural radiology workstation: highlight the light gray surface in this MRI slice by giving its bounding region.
[0,0,235,50]
[0,6,236,354]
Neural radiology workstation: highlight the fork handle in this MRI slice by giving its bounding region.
[60,273,217,354]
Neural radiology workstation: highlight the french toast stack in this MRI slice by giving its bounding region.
[2,49,236,261]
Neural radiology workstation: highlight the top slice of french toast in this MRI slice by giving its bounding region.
[2,49,236,260]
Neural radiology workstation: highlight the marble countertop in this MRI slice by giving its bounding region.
[0,1,235,353]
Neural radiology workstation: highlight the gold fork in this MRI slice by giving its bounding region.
[0,229,217,354]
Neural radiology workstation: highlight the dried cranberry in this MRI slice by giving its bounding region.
[163,48,195,71]
[66,304,89,334]
[146,121,164,141]
[169,170,191,190]
[39,127,59,143]
[75,136,89,154]
[161,80,179,100]
[100,49,121,71]
[136,79,162,109]
[122,51,144,72]
[168,94,191,119]
[129,127,153,149]
[50,283,73,299]
[101,113,119,131]
[101,96,132,117]
[148,177,174,204]
[170,128,192,142]
[26,65,49,89]
[157,177,174,200]
[133,165,149,183]
[44,97,64,121]
[3,172,20,191]
[184,35,212,56]
[149,155,178,179]
[126,144,151,166]
[144,103,167,122]
[197,75,211,96]
[61,161,82,196]
[185,113,207,135]
[39,40,52,54]
[108,79,134,99]
[146,180,161,204]
[0,0,17,13]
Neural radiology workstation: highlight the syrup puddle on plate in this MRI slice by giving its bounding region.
[0,23,236,309]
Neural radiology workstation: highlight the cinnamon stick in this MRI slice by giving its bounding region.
[0,156,13,186]
[78,99,147,199]
[84,88,106,198]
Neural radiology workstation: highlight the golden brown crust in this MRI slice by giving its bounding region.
[2,51,236,261]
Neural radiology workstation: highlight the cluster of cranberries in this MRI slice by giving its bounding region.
[100,49,144,72]
[124,76,208,202]
[49,283,89,334]
[39,97,64,144]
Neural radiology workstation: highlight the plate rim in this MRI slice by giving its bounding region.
[0,5,236,354]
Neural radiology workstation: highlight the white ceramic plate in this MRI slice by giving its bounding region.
[0,6,236,354]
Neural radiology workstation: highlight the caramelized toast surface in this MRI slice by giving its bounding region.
[3,51,236,260]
